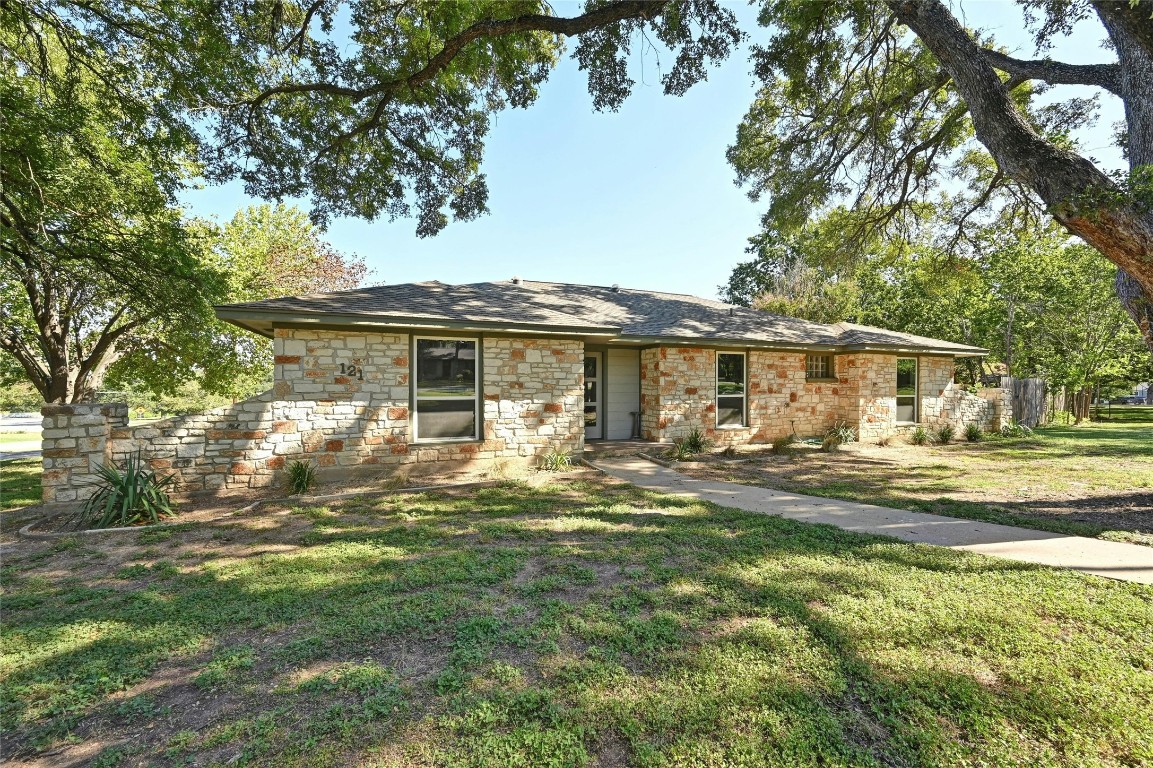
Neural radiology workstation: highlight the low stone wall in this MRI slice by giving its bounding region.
[41,403,128,504]
[919,356,1011,432]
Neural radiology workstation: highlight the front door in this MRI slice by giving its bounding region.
[584,353,603,440]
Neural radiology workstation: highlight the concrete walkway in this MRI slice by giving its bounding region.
[591,456,1153,585]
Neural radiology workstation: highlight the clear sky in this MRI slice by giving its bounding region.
[180,1,1125,299]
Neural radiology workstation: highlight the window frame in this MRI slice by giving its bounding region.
[895,357,918,425]
[805,353,835,381]
[716,351,747,429]
[412,335,481,443]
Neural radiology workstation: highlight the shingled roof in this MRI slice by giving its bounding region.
[216,279,986,356]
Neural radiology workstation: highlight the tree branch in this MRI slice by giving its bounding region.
[980,48,1122,95]
[247,0,668,120]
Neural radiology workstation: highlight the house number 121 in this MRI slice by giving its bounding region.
[339,363,364,381]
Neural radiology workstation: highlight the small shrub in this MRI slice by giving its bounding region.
[824,421,857,446]
[682,428,713,454]
[666,441,696,462]
[936,424,956,444]
[539,450,572,472]
[909,425,933,446]
[999,420,1034,438]
[771,434,796,454]
[286,459,317,495]
[964,422,983,442]
[76,452,176,529]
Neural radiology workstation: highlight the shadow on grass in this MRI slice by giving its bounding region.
[2,481,1149,767]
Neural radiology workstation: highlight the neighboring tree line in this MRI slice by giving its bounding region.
[1,196,368,404]
[723,212,1153,401]
[2,0,1151,353]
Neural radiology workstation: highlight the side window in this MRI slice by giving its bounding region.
[717,352,746,427]
[896,358,918,423]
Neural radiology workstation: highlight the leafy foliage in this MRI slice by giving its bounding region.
[821,422,858,451]
[935,424,956,444]
[999,420,1035,438]
[681,428,712,454]
[964,422,983,442]
[76,453,176,529]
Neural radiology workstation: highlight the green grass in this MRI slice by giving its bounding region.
[692,408,1153,545]
[1,458,41,511]
[0,431,39,445]
[1,480,1150,767]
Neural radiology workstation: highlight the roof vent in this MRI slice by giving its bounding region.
[511,276,522,285]
[611,284,620,293]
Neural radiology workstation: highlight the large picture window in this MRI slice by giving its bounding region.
[717,352,746,427]
[896,358,918,424]
[414,338,479,441]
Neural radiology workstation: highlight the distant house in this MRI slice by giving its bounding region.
[39,279,1008,501]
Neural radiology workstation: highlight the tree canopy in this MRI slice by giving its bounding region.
[4,0,1151,350]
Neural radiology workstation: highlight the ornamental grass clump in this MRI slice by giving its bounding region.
[76,452,176,529]
[965,422,983,442]
[287,459,318,495]
[936,424,956,444]
[909,425,933,446]
[539,450,573,471]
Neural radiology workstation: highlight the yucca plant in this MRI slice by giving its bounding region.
[999,420,1034,438]
[909,425,933,446]
[964,422,983,442]
[77,452,176,529]
[681,428,713,454]
[666,441,696,462]
[539,450,572,471]
[936,424,956,444]
[287,459,317,494]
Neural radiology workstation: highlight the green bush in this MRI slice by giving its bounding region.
[286,459,317,495]
[666,441,696,462]
[76,452,176,529]
[999,420,1034,438]
[964,422,983,442]
[682,428,713,454]
[936,424,956,444]
[909,425,933,446]
[539,450,572,471]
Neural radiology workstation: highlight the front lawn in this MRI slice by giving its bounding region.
[2,480,1150,767]
[1,458,41,512]
[682,408,1153,545]
[0,431,39,445]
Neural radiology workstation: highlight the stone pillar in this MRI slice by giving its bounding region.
[40,403,128,504]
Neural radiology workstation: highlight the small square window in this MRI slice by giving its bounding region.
[806,354,834,380]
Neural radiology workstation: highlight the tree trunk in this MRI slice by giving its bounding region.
[889,0,1153,353]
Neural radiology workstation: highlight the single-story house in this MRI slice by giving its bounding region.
[40,278,1008,501]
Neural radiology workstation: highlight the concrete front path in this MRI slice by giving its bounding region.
[592,456,1153,585]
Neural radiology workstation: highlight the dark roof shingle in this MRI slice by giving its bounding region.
[216,279,986,355]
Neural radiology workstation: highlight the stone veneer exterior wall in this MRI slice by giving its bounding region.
[42,330,583,501]
[40,335,1012,503]
[638,348,1009,444]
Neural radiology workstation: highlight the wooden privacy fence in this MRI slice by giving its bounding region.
[1001,377,1047,427]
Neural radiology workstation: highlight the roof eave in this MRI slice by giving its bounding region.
[213,307,621,339]
[840,343,987,357]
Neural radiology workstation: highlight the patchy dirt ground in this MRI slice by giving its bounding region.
[673,418,1153,545]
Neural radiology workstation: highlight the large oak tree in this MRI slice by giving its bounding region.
[5,0,1151,346]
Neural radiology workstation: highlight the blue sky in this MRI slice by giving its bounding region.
[181,1,1125,299]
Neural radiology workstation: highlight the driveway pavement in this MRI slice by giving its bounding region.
[591,456,1153,585]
